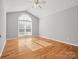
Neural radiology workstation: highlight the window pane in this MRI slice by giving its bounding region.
[19,29,25,32]
[26,29,31,32]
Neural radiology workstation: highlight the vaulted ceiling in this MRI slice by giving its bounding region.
[5,0,78,18]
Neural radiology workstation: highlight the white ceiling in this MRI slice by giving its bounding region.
[5,0,78,18]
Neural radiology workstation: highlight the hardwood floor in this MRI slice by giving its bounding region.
[0,36,78,59]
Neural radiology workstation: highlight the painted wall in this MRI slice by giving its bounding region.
[39,6,78,45]
[0,0,6,57]
[6,11,39,39]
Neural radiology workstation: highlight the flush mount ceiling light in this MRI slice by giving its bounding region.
[32,0,46,8]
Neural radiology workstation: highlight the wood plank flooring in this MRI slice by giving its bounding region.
[0,36,78,59]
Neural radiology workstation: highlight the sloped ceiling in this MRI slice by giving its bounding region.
[5,0,78,18]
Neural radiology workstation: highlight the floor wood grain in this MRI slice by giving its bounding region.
[0,36,78,59]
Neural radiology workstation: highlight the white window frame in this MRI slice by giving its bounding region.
[18,14,32,37]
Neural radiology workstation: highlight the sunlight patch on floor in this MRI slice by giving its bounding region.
[33,39,52,47]
[18,37,52,51]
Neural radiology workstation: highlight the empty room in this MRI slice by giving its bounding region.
[0,0,78,59]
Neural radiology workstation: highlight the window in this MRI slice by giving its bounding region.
[18,14,32,37]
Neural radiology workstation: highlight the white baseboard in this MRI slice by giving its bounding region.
[39,35,78,46]
[0,39,6,57]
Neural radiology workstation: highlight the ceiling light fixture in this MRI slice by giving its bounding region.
[33,0,42,8]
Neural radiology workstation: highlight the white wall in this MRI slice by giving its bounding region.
[0,0,6,57]
[39,6,78,46]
